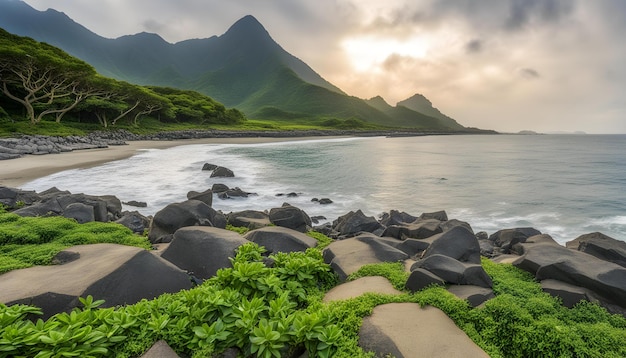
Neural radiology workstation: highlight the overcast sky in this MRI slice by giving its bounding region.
[23,0,626,133]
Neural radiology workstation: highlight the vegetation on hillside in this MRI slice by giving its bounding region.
[0,209,624,357]
[0,28,245,130]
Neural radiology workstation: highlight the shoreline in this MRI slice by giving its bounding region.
[0,136,349,188]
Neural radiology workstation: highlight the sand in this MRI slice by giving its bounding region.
[0,136,343,188]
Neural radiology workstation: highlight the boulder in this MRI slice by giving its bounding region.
[420,210,448,222]
[218,187,254,199]
[379,210,419,227]
[405,268,446,292]
[141,340,180,358]
[332,210,385,237]
[116,211,151,234]
[243,226,318,254]
[148,200,226,244]
[323,234,409,281]
[269,204,312,233]
[202,163,218,171]
[160,226,249,279]
[0,244,191,319]
[382,219,442,240]
[0,186,40,208]
[226,210,271,229]
[512,237,626,309]
[393,238,431,257]
[411,254,493,288]
[187,189,213,207]
[421,226,482,264]
[540,279,597,308]
[489,227,542,254]
[323,276,402,302]
[210,166,234,178]
[566,232,626,268]
[211,183,230,193]
[447,285,495,307]
[439,219,474,234]
[123,200,147,208]
[63,202,95,224]
[358,303,489,358]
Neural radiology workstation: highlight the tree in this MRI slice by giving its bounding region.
[0,29,98,124]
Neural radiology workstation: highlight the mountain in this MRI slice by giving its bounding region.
[0,0,471,131]
[397,94,463,130]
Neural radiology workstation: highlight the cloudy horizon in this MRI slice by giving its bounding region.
[21,0,626,133]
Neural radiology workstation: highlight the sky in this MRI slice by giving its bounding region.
[22,0,626,133]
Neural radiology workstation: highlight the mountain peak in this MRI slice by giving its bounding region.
[223,15,270,40]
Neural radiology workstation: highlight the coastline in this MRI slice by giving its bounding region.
[0,136,348,188]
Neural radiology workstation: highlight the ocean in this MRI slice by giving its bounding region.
[21,134,626,245]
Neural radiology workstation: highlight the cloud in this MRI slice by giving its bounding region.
[518,68,540,79]
[465,39,483,54]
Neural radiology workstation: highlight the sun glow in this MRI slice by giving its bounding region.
[342,35,430,72]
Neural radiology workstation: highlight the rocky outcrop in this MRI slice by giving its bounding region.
[12,192,123,222]
[330,210,385,238]
[187,189,213,207]
[160,226,249,279]
[0,244,191,319]
[322,234,408,281]
[358,303,489,358]
[566,232,626,268]
[148,200,226,243]
[323,276,402,302]
[210,166,235,178]
[268,204,312,233]
[226,210,271,229]
[243,226,318,254]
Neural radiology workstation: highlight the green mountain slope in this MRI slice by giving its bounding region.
[0,0,473,131]
[397,94,464,130]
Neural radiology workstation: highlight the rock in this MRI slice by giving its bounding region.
[332,210,385,237]
[226,210,271,229]
[148,200,226,244]
[202,163,218,171]
[0,186,40,208]
[160,226,249,279]
[217,187,254,199]
[379,210,419,227]
[210,166,235,178]
[323,234,409,281]
[512,237,626,310]
[405,268,446,292]
[420,210,448,222]
[566,232,626,268]
[141,340,180,358]
[393,239,431,257]
[211,183,230,193]
[116,211,151,234]
[318,198,333,205]
[63,202,95,223]
[421,226,482,264]
[243,226,318,254]
[439,219,474,234]
[323,276,402,302]
[358,303,489,358]
[123,200,148,208]
[0,244,191,319]
[382,218,442,240]
[411,254,493,288]
[310,215,327,224]
[269,204,312,233]
[540,279,597,308]
[489,227,542,254]
[187,189,213,207]
[447,285,495,307]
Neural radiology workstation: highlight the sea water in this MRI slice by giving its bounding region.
[22,134,626,244]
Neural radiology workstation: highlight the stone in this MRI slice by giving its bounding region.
[323,234,409,281]
[148,200,226,244]
[447,285,495,307]
[63,202,95,223]
[202,163,218,171]
[244,226,318,254]
[358,303,489,358]
[421,226,482,264]
[227,210,271,229]
[210,166,234,178]
[489,227,542,253]
[411,254,493,288]
[439,219,474,234]
[0,244,191,319]
[379,210,419,227]
[269,204,312,233]
[323,276,402,302]
[123,200,148,208]
[161,226,249,279]
[405,268,446,292]
[382,219,442,240]
[566,232,626,268]
[211,183,230,193]
[420,210,448,221]
[318,198,333,205]
[332,210,385,237]
[116,211,151,234]
[540,279,596,308]
[187,189,213,207]
[141,340,180,358]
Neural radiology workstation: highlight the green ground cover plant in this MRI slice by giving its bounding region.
[0,215,624,357]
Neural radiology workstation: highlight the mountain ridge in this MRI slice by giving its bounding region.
[0,0,477,131]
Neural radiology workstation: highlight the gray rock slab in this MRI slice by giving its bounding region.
[323,276,402,302]
[140,340,180,358]
[244,226,318,254]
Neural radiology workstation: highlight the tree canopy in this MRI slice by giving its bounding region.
[0,28,245,128]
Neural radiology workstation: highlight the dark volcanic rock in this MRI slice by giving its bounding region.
[379,210,419,227]
[447,285,495,307]
[161,226,249,279]
[323,233,409,281]
[63,202,95,223]
[210,166,235,178]
[421,226,481,264]
[0,244,191,319]
[566,232,626,268]
[489,227,542,254]
[123,200,148,208]
[243,226,318,254]
[512,235,626,310]
[116,211,151,234]
[227,210,271,229]
[382,218,442,240]
[420,210,448,222]
[411,254,493,288]
[332,210,385,237]
[148,200,226,243]
[269,204,312,233]
[187,189,213,207]
[211,183,230,193]
[202,163,218,171]
[405,268,446,292]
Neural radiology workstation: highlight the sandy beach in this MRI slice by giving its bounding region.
[0,136,343,188]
